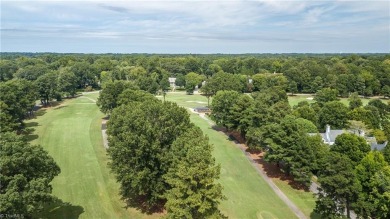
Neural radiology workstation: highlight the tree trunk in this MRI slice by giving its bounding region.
[346,197,350,219]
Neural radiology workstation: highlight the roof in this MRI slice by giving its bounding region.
[320,130,345,144]
[168,77,176,83]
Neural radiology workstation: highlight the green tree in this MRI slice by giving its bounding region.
[348,92,362,110]
[318,101,349,129]
[107,100,193,209]
[164,127,225,219]
[228,94,254,137]
[0,132,61,216]
[331,133,370,165]
[159,75,170,101]
[354,152,390,218]
[210,90,240,129]
[96,80,139,114]
[57,68,78,97]
[262,116,317,187]
[175,74,185,87]
[382,85,390,98]
[288,80,298,95]
[35,72,59,106]
[0,79,38,132]
[185,72,203,94]
[315,152,361,219]
[314,88,339,106]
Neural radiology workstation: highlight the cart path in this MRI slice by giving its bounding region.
[190,109,307,219]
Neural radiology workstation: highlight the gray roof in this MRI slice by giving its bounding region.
[320,130,345,144]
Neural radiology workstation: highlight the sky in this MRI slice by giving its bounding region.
[1,0,389,53]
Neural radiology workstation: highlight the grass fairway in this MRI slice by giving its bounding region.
[28,92,160,219]
[163,92,297,219]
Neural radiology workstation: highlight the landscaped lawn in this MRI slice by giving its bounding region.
[27,92,160,219]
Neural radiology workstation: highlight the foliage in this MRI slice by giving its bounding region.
[164,127,225,219]
[96,80,139,114]
[262,116,319,187]
[314,88,339,106]
[210,90,240,128]
[251,73,288,92]
[0,79,38,132]
[331,133,370,165]
[185,72,204,94]
[107,98,193,209]
[354,152,390,219]
[35,72,59,106]
[315,152,361,219]
[0,132,60,216]
[318,101,349,129]
[348,92,362,110]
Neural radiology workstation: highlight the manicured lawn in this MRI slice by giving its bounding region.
[28,92,160,219]
[163,92,297,219]
[288,94,379,107]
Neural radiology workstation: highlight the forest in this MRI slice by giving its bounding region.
[1,53,390,218]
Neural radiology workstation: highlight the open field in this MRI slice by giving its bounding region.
[27,92,160,219]
[163,92,301,218]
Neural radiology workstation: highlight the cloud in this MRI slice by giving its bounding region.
[1,0,389,53]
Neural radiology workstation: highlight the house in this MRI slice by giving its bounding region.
[168,77,176,87]
[310,125,388,151]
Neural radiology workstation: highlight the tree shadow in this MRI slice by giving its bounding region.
[214,125,310,191]
[35,109,47,117]
[33,198,84,219]
[310,211,322,219]
[123,195,165,215]
[21,124,39,142]
[54,105,67,110]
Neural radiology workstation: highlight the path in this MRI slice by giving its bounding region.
[189,108,307,219]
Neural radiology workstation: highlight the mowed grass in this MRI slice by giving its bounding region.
[288,94,379,107]
[162,92,297,219]
[28,92,160,219]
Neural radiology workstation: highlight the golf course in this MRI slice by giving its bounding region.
[26,91,320,219]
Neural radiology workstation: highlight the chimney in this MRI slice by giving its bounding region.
[326,125,331,143]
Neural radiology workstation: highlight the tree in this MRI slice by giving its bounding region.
[205,71,244,95]
[107,99,193,209]
[315,152,361,219]
[210,90,240,129]
[159,75,170,101]
[0,79,38,132]
[354,152,390,218]
[164,127,225,219]
[288,80,298,96]
[199,82,213,107]
[383,144,390,164]
[228,94,254,137]
[262,116,317,187]
[35,72,59,106]
[382,85,390,98]
[185,72,203,94]
[348,92,362,110]
[57,68,78,97]
[175,74,185,87]
[292,103,318,126]
[314,88,339,106]
[331,133,370,166]
[0,132,60,216]
[318,101,349,129]
[96,80,139,114]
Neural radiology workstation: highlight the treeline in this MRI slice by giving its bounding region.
[97,81,225,218]
[1,53,390,96]
[208,80,390,217]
